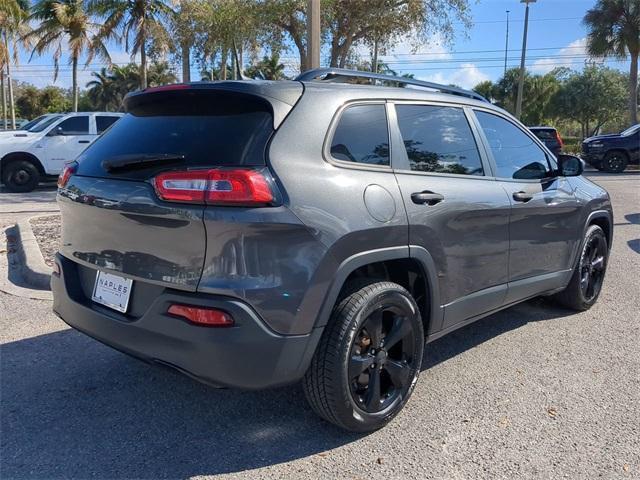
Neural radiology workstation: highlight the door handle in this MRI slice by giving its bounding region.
[78,140,90,144]
[513,191,534,203]
[411,191,444,205]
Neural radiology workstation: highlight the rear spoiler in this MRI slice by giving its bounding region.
[124,82,304,129]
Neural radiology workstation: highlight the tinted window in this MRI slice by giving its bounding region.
[56,116,89,135]
[330,104,389,166]
[96,116,120,134]
[476,111,551,180]
[75,92,273,180]
[396,105,483,175]
[531,129,556,140]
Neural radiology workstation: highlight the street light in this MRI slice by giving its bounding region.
[515,0,536,120]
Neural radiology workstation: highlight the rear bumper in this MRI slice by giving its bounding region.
[51,254,322,390]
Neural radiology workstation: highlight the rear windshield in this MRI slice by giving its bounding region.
[75,90,274,179]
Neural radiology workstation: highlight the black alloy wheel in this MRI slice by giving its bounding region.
[349,305,418,413]
[579,232,607,302]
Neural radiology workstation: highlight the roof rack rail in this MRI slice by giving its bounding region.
[295,68,487,102]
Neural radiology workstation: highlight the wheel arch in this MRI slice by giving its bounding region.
[1,152,46,177]
[586,210,613,250]
[313,246,443,338]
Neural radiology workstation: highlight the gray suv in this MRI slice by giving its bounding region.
[52,69,613,432]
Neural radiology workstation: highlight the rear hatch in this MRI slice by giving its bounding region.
[58,84,300,295]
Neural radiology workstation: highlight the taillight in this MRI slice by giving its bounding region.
[167,304,234,327]
[555,131,564,148]
[153,169,274,206]
[57,161,77,188]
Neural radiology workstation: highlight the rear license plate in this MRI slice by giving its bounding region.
[92,271,133,313]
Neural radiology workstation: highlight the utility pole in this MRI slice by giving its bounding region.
[307,0,320,70]
[515,0,535,120]
[504,10,510,76]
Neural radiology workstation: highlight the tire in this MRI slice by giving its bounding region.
[553,225,608,311]
[2,160,40,192]
[602,150,628,173]
[303,280,424,432]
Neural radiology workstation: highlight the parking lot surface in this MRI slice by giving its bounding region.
[1,171,639,479]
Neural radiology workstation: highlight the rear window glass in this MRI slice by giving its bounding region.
[330,104,390,166]
[75,91,274,179]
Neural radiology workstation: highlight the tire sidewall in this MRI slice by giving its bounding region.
[336,285,424,431]
[576,225,608,307]
[3,160,39,193]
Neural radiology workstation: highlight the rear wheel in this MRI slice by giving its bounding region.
[602,151,628,173]
[2,160,40,192]
[553,225,608,311]
[303,280,424,432]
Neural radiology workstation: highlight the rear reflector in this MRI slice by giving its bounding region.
[58,161,77,189]
[153,169,273,206]
[168,304,234,327]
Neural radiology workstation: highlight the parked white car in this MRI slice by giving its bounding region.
[0,112,123,192]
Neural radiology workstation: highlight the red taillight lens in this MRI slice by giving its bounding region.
[57,162,77,188]
[153,169,274,206]
[555,131,564,148]
[167,304,234,327]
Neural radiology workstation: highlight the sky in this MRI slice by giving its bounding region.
[10,0,633,91]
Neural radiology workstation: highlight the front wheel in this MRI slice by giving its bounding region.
[303,280,424,432]
[603,151,628,173]
[553,225,608,311]
[2,160,40,192]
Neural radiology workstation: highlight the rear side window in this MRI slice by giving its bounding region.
[75,91,274,179]
[96,116,120,134]
[330,104,389,166]
[56,116,89,135]
[476,111,551,180]
[396,105,483,175]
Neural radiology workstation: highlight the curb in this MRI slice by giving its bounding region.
[14,217,52,290]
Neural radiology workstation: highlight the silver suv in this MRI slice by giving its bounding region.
[52,69,612,432]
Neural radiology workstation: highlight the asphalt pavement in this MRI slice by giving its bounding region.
[1,171,639,479]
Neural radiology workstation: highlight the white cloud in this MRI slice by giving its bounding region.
[531,37,593,74]
[417,63,490,89]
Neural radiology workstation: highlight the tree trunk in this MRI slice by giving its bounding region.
[181,42,191,83]
[221,49,228,80]
[630,52,638,126]
[3,32,15,129]
[372,38,378,73]
[140,44,148,89]
[1,69,6,130]
[231,49,237,80]
[72,56,78,112]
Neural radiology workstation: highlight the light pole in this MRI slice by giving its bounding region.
[307,0,320,70]
[515,0,536,120]
[504,10,510,76]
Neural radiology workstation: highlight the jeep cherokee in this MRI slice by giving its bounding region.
[52,69,613,432]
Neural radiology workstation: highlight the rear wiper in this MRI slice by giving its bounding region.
[102,153,185,172]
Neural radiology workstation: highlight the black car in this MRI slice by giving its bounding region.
[582,124,640,173]
[529,126,563,156]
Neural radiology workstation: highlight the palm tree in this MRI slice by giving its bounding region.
[244,54,286,80]
[89,0,173,89]
[1,0,29,129]
[584,0,640,125]
[27,0,112,112]
[86,66,117,110]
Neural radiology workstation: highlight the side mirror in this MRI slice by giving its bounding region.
[557,154,584,177]
[47,126,63,137]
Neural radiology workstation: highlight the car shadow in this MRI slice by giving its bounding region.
[1,298,574,478]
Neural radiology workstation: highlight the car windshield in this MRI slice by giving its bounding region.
[28,115,62,132]
[620,124,639,136]
[19,115,50,131]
